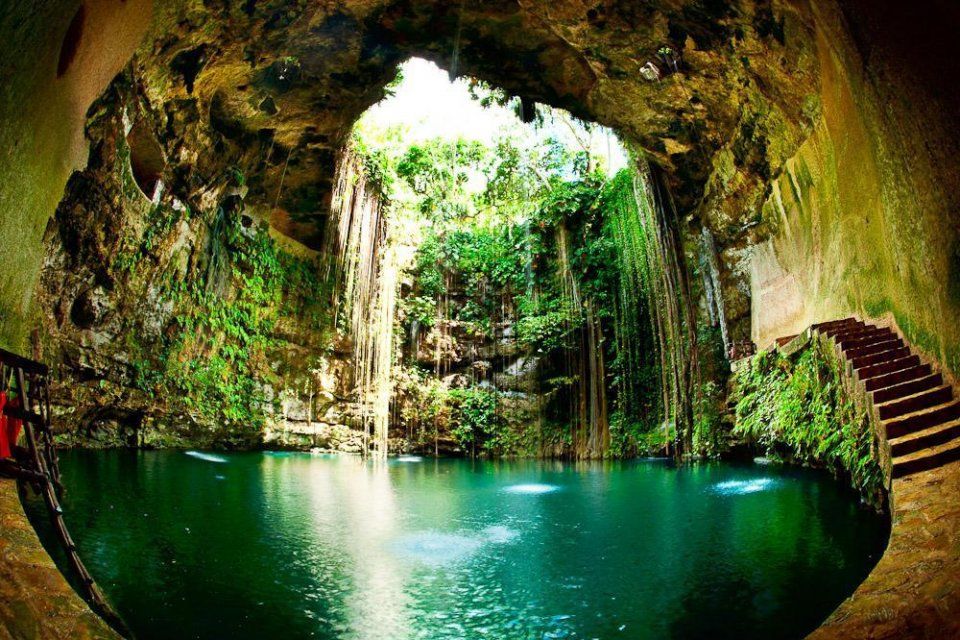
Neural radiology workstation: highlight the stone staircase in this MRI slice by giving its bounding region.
[811,318,960,480]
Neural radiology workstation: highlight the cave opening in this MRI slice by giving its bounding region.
[24,46,888,638]
[331,56,636,460]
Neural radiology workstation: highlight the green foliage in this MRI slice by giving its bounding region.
[396,139,486,221]
[399,295,437,328]
[610,411,672,457]
[227,166,246,187]
[351,98,666,459]
[449,386,499,454]
[112,202,184,274]
[515,299,580,353]
[123,211,331,447]
[382,67,405,99]
[394,160,666,458]
[350,133,395,195]
[731,342,885,507]
[447,385,539,456]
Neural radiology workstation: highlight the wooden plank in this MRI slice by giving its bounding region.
[0,347,48,375]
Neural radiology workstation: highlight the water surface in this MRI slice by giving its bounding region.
[28,451,888,639]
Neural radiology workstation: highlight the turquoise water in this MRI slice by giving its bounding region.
[28,451,888,639]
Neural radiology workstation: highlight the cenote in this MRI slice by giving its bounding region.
[10,2,960,636]
[27,451,888,640]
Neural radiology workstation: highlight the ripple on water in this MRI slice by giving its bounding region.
[503,483,560,495]
[712,478,777,495]
[396,455,424,463]
[184,451,227,464]
[480,525,519,544]
[391,532,483,565]
[392,525,519,566]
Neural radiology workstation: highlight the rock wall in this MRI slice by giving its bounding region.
[0,0,826,352]
[33,76,360,449]
[0,2,885,350]
[0,0,152,349]
[750,2,960,380]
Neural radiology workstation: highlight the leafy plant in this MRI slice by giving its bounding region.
[731,341,885,508]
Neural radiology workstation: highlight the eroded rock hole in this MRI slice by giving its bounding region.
[127,119,165,200]
[171,45,208,94]
[57,4,85,78]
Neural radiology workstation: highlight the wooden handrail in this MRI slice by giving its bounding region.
[0,346,48,376]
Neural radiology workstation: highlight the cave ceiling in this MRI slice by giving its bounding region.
[135,0,819,249]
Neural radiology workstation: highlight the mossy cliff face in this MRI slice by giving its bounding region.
[731,337,884,509]
[749,2,960,379]
[34,78,355,449]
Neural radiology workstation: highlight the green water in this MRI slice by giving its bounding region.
[28,451,888,639]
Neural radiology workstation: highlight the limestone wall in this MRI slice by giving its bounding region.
[0,0,152,350]
[751,1,960,381]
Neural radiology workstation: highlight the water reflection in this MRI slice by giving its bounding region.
[184,450,228,463]
[502,483,560,495]
[297,457,410,636]
[712,478,779,495]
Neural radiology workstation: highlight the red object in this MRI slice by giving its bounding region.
[0,392,23,459]
[0,392,8,458]
[7,395,22,454]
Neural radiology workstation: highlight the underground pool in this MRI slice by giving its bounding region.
[26,451,888,640]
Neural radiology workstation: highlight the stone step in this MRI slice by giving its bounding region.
[825,325,868,339]
[844,338,904,360]
[850,346,912,370]
[884,400,960,439]
[775,334,799,348]
[813,317,859,331]
[838,332,899,352]
[833,324,883,342]
[864,363,933,392]
[873,373,944,404]
[889,418,960,458]
[819,319,864,335]
[876,384,953,420]
[891,436,960,479]
[808,317,960,478]
[857,354,921,381]
[837,328,896,349]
